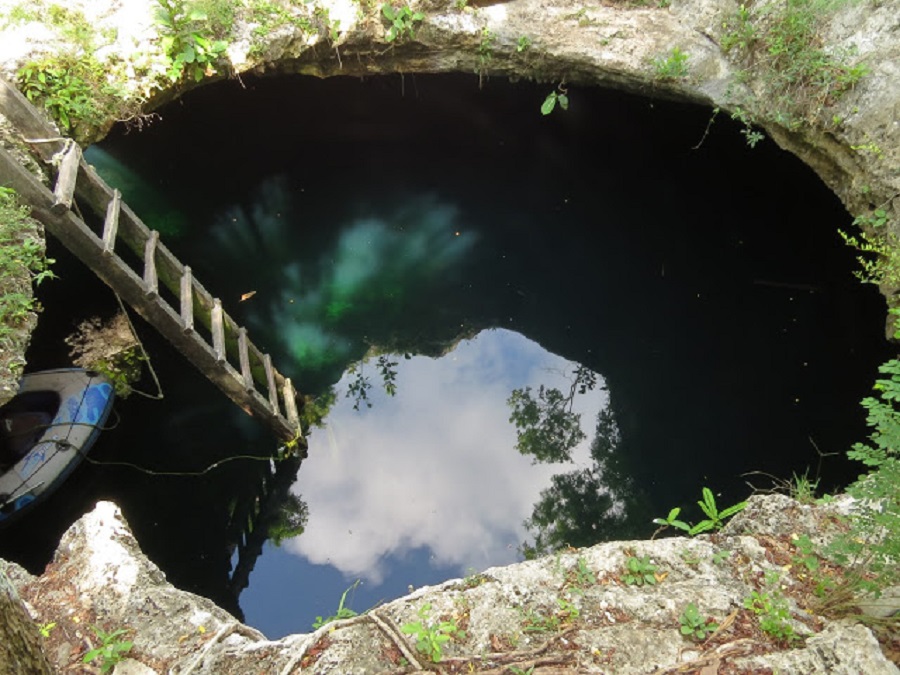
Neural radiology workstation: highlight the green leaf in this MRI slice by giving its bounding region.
[382,4,397,20]
[558,94,569,110]
[541,92,557,115]
[689,520,715,536]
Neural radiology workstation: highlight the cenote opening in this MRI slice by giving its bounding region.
[1,73,889,639]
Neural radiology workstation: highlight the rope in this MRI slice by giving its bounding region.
[111,292,165,400]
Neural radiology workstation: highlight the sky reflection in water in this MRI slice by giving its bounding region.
[242,329,608,635]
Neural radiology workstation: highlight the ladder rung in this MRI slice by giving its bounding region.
[143,231,159,297]
[180,266,194,333]
[102,189,120,255]
[283,378,300,429]
[52,143,81,213]
[238,327,253,391]
[211,299,225,363]
[263,354,279,412]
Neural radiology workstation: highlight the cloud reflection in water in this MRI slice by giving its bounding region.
[285,328,608,583]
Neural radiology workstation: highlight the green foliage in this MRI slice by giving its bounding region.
[516,36,532,52]
[522,407,642,557]
[743,575,798,643]
[679,603,718,641]
[652,507,691,534]
[476,27,495,85]
[791,533,820,572]
[508,366,595,463]
[623,555,657,586]
[509,666,536,675]
[401,603,464,663]
[567,556,596,590]
[38,621,56,638]
[541,87,569,116]
[17,55,121,134]
[346,363,373,410]
[376,355,398,396]
[711,549,731,566]
[154,0,229,82]
[689,487,747,535]
[654,488,746,536]
[300,387,337,429]
[521,597,579,633]
[92,347,145,398]
[0,187,56,343]
[266,492,309,545]
[381,3,424,42]
[822,359,900,595]
[720,0,868,128]
[789,470,820,504]
[839,207,900,289]
[82,626,133,673]
[653,47,689,80]
[312,580,360,629]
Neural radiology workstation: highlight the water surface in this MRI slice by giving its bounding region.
[2,73,888,638]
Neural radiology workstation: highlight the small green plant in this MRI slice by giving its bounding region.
[654,488,746,536]
[0,187,56,343]
[541,85,569,116]
[555,596,580,622]
[381,3,424,42]
[711,549,731,566]
[688,487,747,535]
[401,603,464,663]
[521,608,559,633]
[509,666,536,675]
[743,572,798,643]
[790,534,820,573]
[516,36,531,52]
[653,47,689,80]
[38,621,57,638]
[679,603,718,641]
[623,555,658,586]
[477,27,495,81]
[82,626,133,674]
[566,556,595,590]
[652,507,691,534]
[154,0,228,82]
[789,470,820,504]
[312,580,360,629]
[840,207,900,289]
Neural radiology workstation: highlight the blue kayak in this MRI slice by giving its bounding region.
[0,368,114,527]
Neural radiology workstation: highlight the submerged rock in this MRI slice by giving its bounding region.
[3,497,897,673]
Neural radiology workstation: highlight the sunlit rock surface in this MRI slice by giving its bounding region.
[3,499,896,673]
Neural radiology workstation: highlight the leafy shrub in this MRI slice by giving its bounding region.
[17,55,120,135]
[154,0,229,82]
[381,3,424,42]
[824,360,900,595]
[653,47,689,80]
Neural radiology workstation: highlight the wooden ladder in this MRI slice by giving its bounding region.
[0,79,304,445]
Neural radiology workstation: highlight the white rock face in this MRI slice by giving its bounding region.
[4,498,897,673]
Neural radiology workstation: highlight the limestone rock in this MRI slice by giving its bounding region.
[4,499,897,673]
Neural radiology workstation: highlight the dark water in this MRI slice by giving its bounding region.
[0,73,889,638]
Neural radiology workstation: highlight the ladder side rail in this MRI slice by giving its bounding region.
[0,77,67,162]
